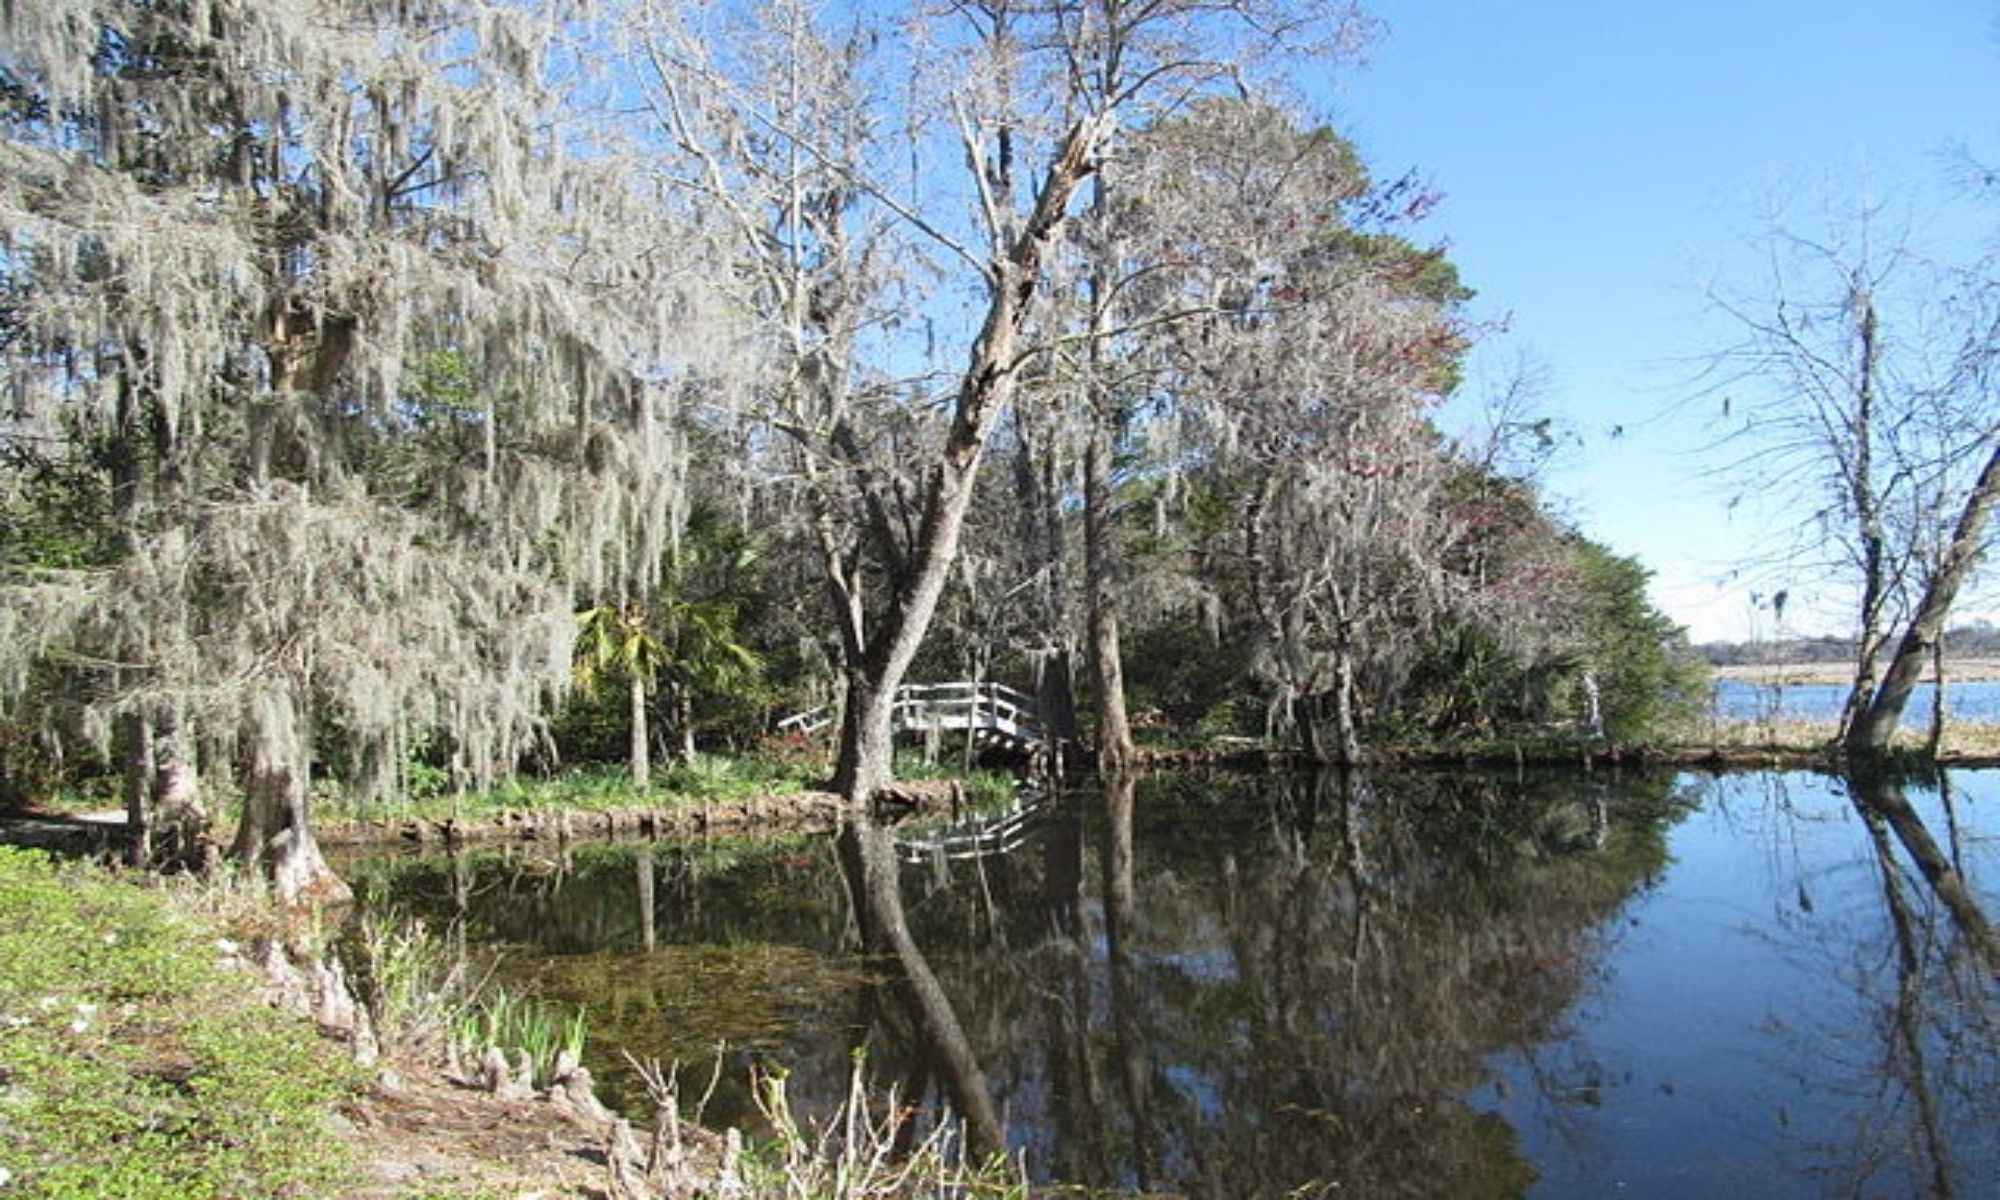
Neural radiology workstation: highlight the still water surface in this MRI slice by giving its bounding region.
[1711,677,2000,725]
[349,769,2000,1197]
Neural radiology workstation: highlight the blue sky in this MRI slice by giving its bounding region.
[1325,1,2000,643]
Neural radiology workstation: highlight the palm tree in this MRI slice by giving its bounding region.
[653,592,762,764]
[574,525,763,784]
[575,602,669,788]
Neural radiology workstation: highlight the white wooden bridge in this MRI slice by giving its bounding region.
[775,681,1045,751]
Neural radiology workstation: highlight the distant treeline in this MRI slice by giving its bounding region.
[1698,622,2000,666]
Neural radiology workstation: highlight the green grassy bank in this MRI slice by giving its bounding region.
[0,846,360,1198]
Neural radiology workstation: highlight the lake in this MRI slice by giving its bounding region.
[1712,676,2000,726]
[348,768,2000,1198]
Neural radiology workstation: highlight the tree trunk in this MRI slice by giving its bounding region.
[1014,408,1080,750]
[834,670,898,801]
[628,671,650,789]
[1837,295,1887,745]
[1329,631,1363,767]
[827,116,1107,802]
[1085,424,1135,769]
[1038,648,1081,741]
[1927,635,1947,761]
[1848,439,2000,756]
[1291,693,1327,764]
[231,695,348,906]
[1081,155,1135,772]
[150,705,207,870]
[122,712,154,869]
[672,682,695,765]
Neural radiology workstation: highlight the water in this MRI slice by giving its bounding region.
[348,769,2000,1198]
[1712,676,2000,726]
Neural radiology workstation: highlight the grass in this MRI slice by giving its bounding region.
[1667,713,2000,759]
[320,751,827,828]
[32,774,121,816]
[343,910,477,1060]
[313,744,1028,830]
[0,846,361,1198]
[340,905,590,1091]
[1713,657,2000,685]
[0,845,1041,1200]
[889,752,1020,804]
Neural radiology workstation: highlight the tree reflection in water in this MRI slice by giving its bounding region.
[1754,770,2000,1199]
[834,817,1006,1159]
[340,768,2000,1196]
[845,768,1673,1197]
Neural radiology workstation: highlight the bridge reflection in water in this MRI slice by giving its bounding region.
[892,786,1051,866]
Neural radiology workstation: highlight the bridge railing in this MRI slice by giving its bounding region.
[775,681,1045,744]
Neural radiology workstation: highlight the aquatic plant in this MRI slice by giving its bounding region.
[624,1050,1027,1198]
[453,988,589,1090]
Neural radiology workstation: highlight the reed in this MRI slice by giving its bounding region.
[453,987,589,1089]
[622,1049,1027,1198]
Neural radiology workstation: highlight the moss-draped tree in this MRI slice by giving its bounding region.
[0,0,718,898]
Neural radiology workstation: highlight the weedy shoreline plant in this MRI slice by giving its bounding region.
[343,911,482,1059]
[453,987,589,1089]
[624,1048,1027,1199]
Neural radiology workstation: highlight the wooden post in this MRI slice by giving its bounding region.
[963,681,979,774]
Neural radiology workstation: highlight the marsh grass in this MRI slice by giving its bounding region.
[1672,713,2000,759]
[343,910,482,1059]
[627,1050,1027,1199]
[0,846,360,1198]
[452,987,588,1089]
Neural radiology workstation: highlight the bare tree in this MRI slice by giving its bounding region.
[630,0,1370,796]
[1701,203,2000,759]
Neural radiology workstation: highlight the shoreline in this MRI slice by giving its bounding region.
[1711,658,2000,685]
[6,744,1999,1194]
[13,733,2000,858]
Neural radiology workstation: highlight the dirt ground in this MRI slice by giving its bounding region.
[335,1067,622,1198]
